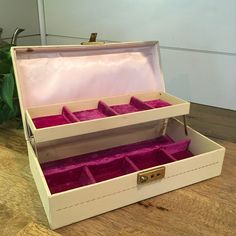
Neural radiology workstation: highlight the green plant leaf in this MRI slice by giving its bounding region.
[0,44,10,51]
[1,73,15,110]
[0,50,7,60]
[0,60,11,74]
[0,44,21,125]
[0,98,20,124]
[0,103,10,124]
[0,44,11,58]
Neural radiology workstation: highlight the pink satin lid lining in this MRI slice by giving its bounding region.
[15,43,164,109]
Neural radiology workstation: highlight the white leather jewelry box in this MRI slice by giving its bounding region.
[11,41,225,229]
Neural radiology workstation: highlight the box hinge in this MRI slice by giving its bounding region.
[137,166,165,184]
[183,115,188,136]
[25,113,38,157]
[161,116,188,137]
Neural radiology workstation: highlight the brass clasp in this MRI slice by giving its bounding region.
[81,33,105,45]
[137,166,165,184]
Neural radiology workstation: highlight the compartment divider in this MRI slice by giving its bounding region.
[83,166,96,184]
[130,96,153,111]
[160,149,178,161]
[127,148,177,170]
[161,139,191,155]
[98,101,118,116]
[62,106,80,123]
[88,158,133,183]
[124,157,140,171]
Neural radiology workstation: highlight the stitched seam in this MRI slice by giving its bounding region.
[55,161,218,212]
[55,186,137,211]
[166,161,218,179]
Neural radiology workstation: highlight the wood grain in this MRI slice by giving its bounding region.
[186,103,236,142]
[17,222,61,236]
[0,105,235,236]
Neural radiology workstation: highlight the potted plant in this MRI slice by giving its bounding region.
[0,27,24,125]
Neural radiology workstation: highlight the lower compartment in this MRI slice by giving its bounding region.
[28,119,225,229]
[41,135,193,194]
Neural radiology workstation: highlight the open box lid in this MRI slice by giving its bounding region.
[11,41,165,140]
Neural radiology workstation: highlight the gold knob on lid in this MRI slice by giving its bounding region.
[81,33,105,45]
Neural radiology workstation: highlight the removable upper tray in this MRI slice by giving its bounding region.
[25,91,190,143]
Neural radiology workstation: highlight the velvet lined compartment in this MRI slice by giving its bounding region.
[33,97,171,129]
[41,135,193,194]
[33,106,79,129]
[45,166,96,193]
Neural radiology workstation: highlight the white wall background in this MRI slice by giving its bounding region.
[0,0,40,45]
[43,1,236,110]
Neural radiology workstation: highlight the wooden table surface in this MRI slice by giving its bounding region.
[0,105,235,236]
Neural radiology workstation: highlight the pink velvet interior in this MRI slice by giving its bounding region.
[33,106,79,128]
[145,99,171,108]
[41,135,193,194]
[33,97,171,129]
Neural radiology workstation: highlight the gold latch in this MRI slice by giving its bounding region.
[137,166,165,184]
[81,33,105,45]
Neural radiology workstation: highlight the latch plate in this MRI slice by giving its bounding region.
[137,166,165,184]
